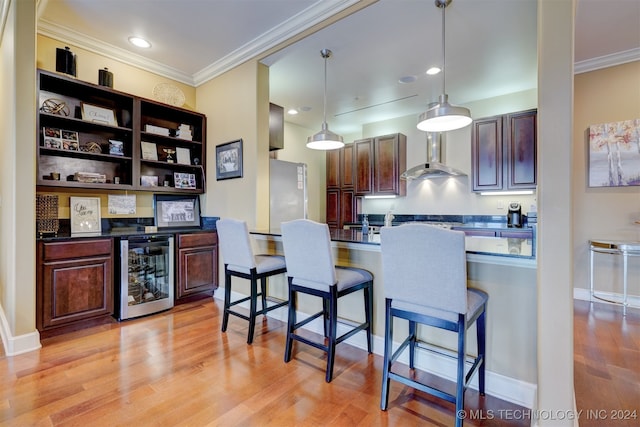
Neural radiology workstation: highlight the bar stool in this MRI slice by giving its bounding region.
[379,224,488,427]
[216,218,288,344]
[280,219,373,382]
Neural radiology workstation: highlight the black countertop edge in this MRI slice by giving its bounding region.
[37,216,219,241]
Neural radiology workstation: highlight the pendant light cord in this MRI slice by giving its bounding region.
[440,0,446,97]
[323,52,328,124]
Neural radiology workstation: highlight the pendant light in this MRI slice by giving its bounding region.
[417,0,472,132]
[307,49,344,150]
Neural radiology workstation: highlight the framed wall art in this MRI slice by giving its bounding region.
[588,119,640,187]
[70,196,102,234]
[216,139,243,180]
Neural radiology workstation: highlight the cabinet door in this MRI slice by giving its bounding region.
[472,116,503,191]
[176,233,218,300]
[40,255,113,329]
[326,188,340,229]
[355,138,374,195]
[326,149,340,189]
[506,110,537,189]
[374,134,406,196]
[340,189,355,228]
[177,246,217,299]
[341,143,355,188]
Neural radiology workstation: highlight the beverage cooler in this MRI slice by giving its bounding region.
[118,235,174,320]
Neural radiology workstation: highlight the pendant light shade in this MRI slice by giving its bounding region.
[307,49,344,150]
[417,0,471,133]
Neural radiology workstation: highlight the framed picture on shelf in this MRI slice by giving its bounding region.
[109,140,124,156]
[61,130,78,141]
[70,197,102,235]
[216,139,243,180]
[176,147,191,165]
[140,175,159,187]
[43,127,61,138]
[140,141,158,161]
[62,139,79,151]
[81,102,118,126]
[173,172,197,189]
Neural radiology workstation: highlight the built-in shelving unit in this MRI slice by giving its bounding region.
[36,69,206,194]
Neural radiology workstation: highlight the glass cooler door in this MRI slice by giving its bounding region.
[119,236,174,320]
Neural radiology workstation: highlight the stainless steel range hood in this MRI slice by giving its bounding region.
[401,132,467,180]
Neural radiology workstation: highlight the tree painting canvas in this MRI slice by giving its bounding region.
[588,119,640,187]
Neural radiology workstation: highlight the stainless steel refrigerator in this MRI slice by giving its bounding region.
[269,159,307,231]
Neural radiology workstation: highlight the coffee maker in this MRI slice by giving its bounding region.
[507,202,522,228]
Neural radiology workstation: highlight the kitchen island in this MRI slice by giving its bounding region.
[248,227,537,409]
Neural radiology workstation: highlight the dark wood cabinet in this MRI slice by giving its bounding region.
[37,69,207,193]
[355,138,373,194]
[37,239,114,337]
[471,109,536,192]
[355,133,406,196]
[326,144,357,230]
[269,102,284,151]
[176,232,218,303]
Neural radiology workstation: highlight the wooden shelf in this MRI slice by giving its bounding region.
[37,69,206,194]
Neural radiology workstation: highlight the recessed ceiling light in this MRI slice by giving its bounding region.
[399,75,417,84]
[426,67,441,75]
[128,36,151,48]
[287,108,299,115]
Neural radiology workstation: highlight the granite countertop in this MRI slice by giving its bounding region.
[252,228,535,259]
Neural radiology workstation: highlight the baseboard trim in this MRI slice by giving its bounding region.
[215,289,537,409]
[0,303,42,356]
[574,287,640,307]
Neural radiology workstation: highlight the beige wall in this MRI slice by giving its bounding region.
[573,61,640,294]
[0,0,38,348]
[37,35,197,109]
[536,0,575,423]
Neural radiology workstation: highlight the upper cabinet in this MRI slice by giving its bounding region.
[355,133,406,197]
[471,109,537,192]
[36,69,206,194]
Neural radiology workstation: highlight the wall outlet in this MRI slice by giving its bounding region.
[497,201,505,210]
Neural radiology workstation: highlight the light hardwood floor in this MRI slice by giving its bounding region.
[0,298,531,426]
[573,299,640,427]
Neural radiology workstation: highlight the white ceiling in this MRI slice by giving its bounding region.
[38,0,640,136]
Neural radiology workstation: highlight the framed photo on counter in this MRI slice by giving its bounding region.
[154,194,201,229]
[70,197,102,235]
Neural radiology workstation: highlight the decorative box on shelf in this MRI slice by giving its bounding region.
[75,172,106,183]
[145,124,170,136]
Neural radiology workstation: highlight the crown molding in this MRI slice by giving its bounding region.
[37,19,195,85]
[575,47,640,74]
[37,0,360,88]
[193,0,361,86]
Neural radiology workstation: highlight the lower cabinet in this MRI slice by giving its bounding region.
[37,238,114,337]
[176,232,218,303]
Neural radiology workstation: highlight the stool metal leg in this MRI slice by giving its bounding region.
[623,251,628,316]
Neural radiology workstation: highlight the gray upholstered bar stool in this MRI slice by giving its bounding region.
[216,218,288,344]
[379,224,488,427]
[280,219,373,382]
